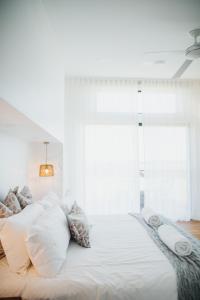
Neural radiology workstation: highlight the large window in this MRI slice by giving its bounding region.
[85,125,140,214]
[143,125,189,220]
[84,123,189,219]
[65,79,198,220]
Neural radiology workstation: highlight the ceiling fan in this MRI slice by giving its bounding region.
[145,28,200,79]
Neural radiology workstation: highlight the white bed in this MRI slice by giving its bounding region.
[0,214,177,300]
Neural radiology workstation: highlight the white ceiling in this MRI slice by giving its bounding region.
[44,0,200,79]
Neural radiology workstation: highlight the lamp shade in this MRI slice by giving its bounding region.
[39,164,54,177]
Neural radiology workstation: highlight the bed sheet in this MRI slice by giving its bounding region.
[0,215,177,300]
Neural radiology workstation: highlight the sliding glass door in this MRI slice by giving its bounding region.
[143,125,190,220]
[83,122,190,219]
[84,124,140,214]
[65,79,197,220]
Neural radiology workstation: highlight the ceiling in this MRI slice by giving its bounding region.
[43,0,200,79]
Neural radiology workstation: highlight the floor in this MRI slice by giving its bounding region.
[177,220,200,240]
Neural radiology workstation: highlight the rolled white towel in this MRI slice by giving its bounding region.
[141,207,162,227]
[158,224,192,257]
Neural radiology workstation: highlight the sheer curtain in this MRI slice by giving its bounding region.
[141,80,200,220]
[65,78,200,219]
[65,79,140,214]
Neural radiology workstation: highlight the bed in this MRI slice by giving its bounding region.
[0,214,177,300]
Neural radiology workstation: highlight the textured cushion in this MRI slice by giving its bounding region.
[70,201,85,214]
[25,206,70,277]
[0,203,13,259]
[17,193,32,209]
[1,203,44,274]
[68,213,90,248]
[0,201,13,218]
[0,218,6,259]
[0,241,5,259]
[3,192,21,214]
[21,186,32,199]
[10,186,19,194]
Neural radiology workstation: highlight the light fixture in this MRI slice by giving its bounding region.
[39,142,54,177]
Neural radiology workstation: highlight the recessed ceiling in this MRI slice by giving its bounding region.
[44,0,200,79]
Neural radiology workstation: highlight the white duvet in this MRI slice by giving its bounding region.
[0,215,177,300]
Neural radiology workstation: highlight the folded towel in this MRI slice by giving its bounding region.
[141,207,162,227]
[158,224,192,256]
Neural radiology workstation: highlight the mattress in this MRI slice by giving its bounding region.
[0,214,177,300]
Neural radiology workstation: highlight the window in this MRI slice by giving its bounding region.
[138,93,176,114]
[143,125,189,220]
[96,90,136,113]
[84,125,140,214]
[66,79,195,220]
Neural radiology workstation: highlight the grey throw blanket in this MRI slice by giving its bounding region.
[131,214,200,300]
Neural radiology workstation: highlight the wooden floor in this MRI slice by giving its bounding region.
[177,220,200,240]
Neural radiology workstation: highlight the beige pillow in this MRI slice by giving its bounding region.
[1,203,44,274]
[3,192,21,214]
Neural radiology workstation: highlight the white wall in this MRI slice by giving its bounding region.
[0,0,64,143]
[0,133,63,201]
[0,132,31,199]
[28,142,63,201]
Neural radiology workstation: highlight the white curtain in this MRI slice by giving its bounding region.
[65,78,200,220]
[139,80,200,221]
[65,79,140,214]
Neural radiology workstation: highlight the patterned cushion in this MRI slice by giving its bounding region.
[16,193,32,209]
[68,213,90,248]
[0,201,13,218]
[10,186,19,195]
[21,186,32,199]
[0,202,13,259]
[3,192,21,214]
[70,201,85,214]
[0,241,5,259]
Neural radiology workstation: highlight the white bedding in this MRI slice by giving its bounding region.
[0,215,177,300]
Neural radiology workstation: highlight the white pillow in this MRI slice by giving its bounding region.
[39,192,60,209]
[39,192,69,215]
[25,206,70,277]
[0,203,44,274]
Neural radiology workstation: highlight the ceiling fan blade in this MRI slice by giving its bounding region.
[144,50,184,55]
[172,59,193,79]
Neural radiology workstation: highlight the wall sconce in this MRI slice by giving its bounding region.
[39,142,54,177]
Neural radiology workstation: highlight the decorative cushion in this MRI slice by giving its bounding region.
[3,192,21,214]
[25,206,70,277]
[0,201,13,218]
[21,186,32,199]
[10,186,19,194]
[68,213,90,248]
[0,218,7,259]
[0,241,5,259]
[70,201,85,214]
[1,203,44,274]
[0,203,13,259]
[16,193,32,209]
